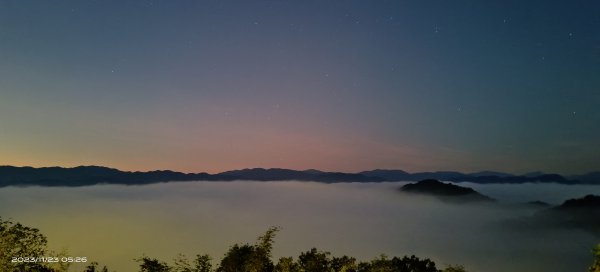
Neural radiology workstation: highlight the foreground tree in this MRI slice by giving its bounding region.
[297,248,331,272]
[274,257,300,272]
[84,261,109,272]
[216,227,279,272]
[173,254,213,272]
[194,254,213,272]
[442,265,466,272]
[355,254,440,272]
[591,244,600,272]
[2,219,472,272]
[331,255,358,272]
[392,255,439,272]
[137,257,171,272]
[0,217,52,271]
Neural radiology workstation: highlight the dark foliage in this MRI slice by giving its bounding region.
[590,244,600,272]
[297,248,331,272]
[84,262,109,272]
[215,227,279,272]
[0,217,49,271]
[136,257,171,272]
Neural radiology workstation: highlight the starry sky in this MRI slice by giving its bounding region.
[0,1,599,175]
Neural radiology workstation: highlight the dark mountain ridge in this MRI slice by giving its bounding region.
[554,194,600,210]
[527,195,600,236]
[0,165,598,187]
[0,165,231,187]
[400,179,495,203]
[221,168,383,183]
[359,170,578,184]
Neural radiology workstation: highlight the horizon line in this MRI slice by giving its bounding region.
[1,164,597,177]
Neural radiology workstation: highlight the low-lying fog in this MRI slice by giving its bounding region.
[0,181,598,272]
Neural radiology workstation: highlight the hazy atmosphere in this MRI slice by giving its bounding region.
[0,182,598,272]
[1,2,599,272]
[1,1,599,174]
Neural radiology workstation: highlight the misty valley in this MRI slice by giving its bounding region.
[3,1,599,271]
[0,181,598,272]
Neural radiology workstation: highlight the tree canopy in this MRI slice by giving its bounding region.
[0,218,476,272]
[0,217,50,271]
[590,244,600,272]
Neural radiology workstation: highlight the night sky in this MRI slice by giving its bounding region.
[1,1,599,175]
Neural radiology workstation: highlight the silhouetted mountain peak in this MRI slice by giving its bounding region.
[400,179,494,203]
[527,195,600,236]
[555,195,600,210]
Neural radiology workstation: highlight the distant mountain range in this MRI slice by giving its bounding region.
[0,165,598,187]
